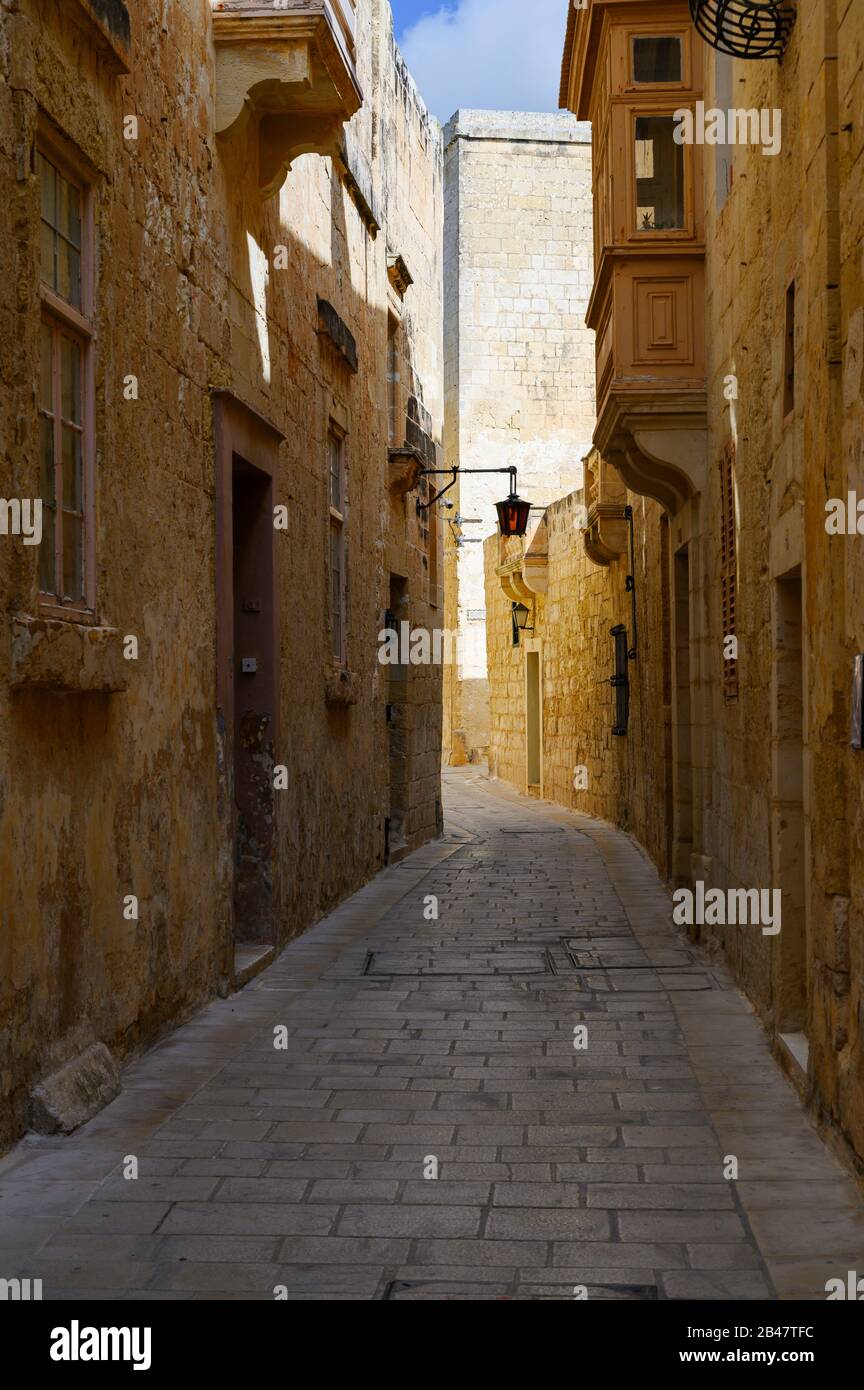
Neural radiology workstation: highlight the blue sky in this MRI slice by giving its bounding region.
[391,0,441,30]
[392,0,570,122]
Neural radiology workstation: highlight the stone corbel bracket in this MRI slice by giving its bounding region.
[496,545,535,606]
[388,446,424,497]
[584,503,629,566]
[386,251,414,299]
[597,389,708,515]
[213,4,363,199]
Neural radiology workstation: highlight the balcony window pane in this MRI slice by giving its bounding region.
[60,335,82,424]
[40,416,56,504]
[62,427,83,510]
[62,511,84,602]
[40,221,55,290]
[38,151,83,309]
[633,36,682,84]
[634,116,684,231]
[39,508,56,593]
[58,241,82,308]
[40,322,53,412]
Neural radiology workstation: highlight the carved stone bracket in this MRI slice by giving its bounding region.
[596,389,708,515]
[386,251,414,298]
[213,2,363,198]
[387,447,424,497]
[582,449,629,565]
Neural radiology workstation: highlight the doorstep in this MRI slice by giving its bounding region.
[233,941,275,990]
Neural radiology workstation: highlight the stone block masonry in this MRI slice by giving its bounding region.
[0,0,443,1150]
[442,109,595,766]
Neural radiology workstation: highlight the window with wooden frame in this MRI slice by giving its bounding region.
[328,427,347,663]
[37,140,95,614]
[719,444,738,702]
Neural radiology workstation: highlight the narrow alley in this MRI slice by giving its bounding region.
[1,769,861,1302]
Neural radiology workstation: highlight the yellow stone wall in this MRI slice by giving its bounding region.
[488,0,864,1173]
[0,0,443,1148]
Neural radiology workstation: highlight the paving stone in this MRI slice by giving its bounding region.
[617,1212,748,1243]
[412,1239,548,1267]
[308,1181,400,1203]
[400,1181,492,1204]
[159,1204,338,1236]
[486,1210,611,1240]
[277,1237,411,1263]
[587,1183,734,1210]
[661,1270,773,1299]
[338,1205,481,1238]
[149,1262,280,1292]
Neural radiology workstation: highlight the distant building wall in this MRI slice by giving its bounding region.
[442,110,595,764]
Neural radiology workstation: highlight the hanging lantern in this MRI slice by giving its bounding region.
[495,492,531,537]
[688,0,795,61]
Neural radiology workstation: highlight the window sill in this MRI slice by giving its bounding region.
[10,613,130,693]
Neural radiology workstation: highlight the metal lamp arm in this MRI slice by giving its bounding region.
[417,465,518,512]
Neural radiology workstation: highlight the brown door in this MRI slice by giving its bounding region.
[231,455,276,943]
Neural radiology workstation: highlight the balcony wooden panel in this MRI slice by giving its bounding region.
[561,0,706,514]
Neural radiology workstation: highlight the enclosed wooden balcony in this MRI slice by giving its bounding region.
[212,0,362,197]
[561,0,707,514]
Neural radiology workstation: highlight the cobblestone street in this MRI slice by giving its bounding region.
[2,768,863,1301]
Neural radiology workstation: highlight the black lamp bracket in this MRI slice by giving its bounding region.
[416,465,518,513]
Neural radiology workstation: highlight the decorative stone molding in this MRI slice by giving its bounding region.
[212,1,363,198]
[386,251,414,298]
[10,614,129,693]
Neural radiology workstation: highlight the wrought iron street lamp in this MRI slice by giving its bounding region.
[417,465,532,538]
[511,602,534,645]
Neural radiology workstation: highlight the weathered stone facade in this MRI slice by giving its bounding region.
[485,0,864,1177]
[0,0,443,1149]
[442,109,595,766]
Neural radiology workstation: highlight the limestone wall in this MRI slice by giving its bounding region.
[443,109,594,763]
[0,0,443,1148]
[486,0,864,1174]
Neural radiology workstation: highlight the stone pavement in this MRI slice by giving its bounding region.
[2,767,863,1301]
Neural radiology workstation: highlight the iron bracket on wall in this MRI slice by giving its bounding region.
[416,465,517,513]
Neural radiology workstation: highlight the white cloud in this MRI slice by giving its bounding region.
[400,0,571,124]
